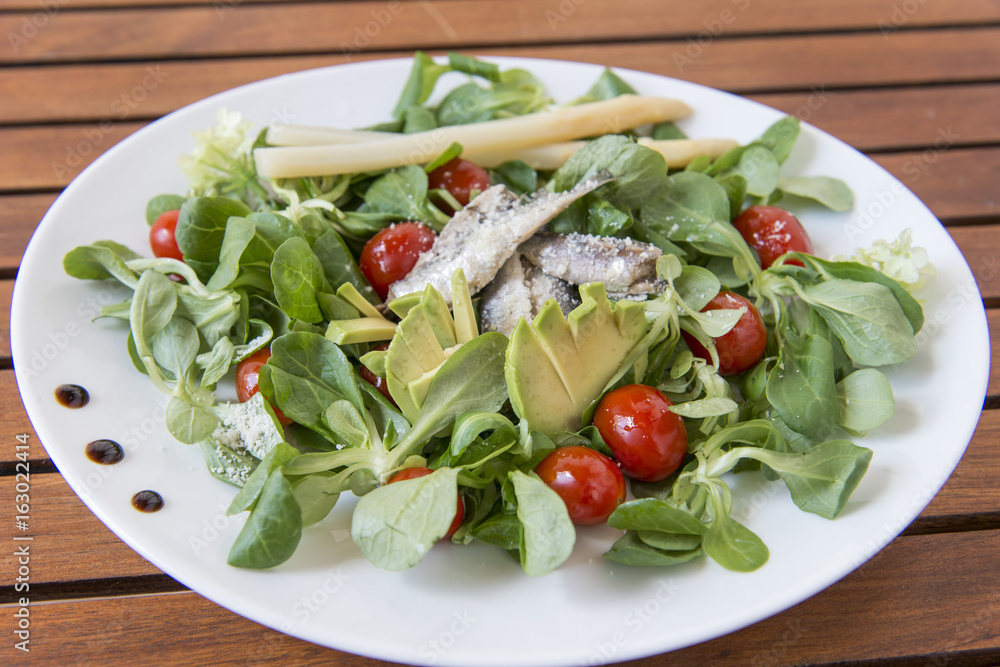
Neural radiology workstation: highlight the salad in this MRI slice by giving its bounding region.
[62,52,932,577]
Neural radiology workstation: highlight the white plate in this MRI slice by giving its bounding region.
[12,57,989,666]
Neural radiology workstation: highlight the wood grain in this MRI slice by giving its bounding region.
[0,473,162,586]
[1,280,11,357]
[0,371,38,452]
[4,0,1000,65]
[3,123,1000,233]
[3,402,995,583]
[750,83,1000,152]
[0,194,52,271]
[874,147,1000,221]
[950,225,1000,304]
[6,56,1000,155]
[8,529,1000,666]
[0,121,146,192]
[921,409,1000,520]
[2,0,1000,27]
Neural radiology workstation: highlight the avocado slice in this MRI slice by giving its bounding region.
[385,269,480,422]
[506,283,647,434]
[325,282,397,345]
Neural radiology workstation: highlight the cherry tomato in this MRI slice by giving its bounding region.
[149,209,184,261]
[359,222,436,301]
[536,446,626,525]
[732,205,814,269]
[427,157,490,214]
[388,467,465,538]
[235,348,292,426]
[681,291,767,376]
[360,343,397,407]
[593,385,688,483]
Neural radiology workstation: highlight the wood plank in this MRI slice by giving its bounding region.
[0,371,39,460]
[3,400,996,583]
[13,529,1000,665]
[478,29,1000,92]
[0,55,353,126]
[3,0,1000,26]
[5,56,1000,157]
[990,310,1000,397]
[0,121,146,191]
[7,115,998,222]
[1,280,11,357]
[920,409,1000,520]
[0,473,161,586]
[0,193,53,270]
[750,83,1000,153]
[949,225,1000,304]
[874,147,1000,221]
[0,0,293,6]
[4,0,1000,65]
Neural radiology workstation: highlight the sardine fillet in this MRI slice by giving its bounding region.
[520,231,663,294]
[386,178,609,304]
[480,255,580,336]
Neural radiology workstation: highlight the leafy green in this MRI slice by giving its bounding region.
[351,467,461,571]
[227,469,303,568]
[270,237,330,324]
[836,369,895,434]
[778,176,854,211]
[796,279,917,366]
[145,194,186,225]
[510,471,575,576]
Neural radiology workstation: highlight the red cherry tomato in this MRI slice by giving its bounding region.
[682,291,767,376]
[360,343,397,407]
[536,446,626,525]
[388,467,465,538]
[235,348,292,426]
[593,385,688,483]
[427,157,490,214]
[359,222,436,301]
[733,205,814,269]
[149,209,184,261]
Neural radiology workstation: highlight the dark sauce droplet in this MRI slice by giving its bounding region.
[85,439,124,465]
[131,490,164,513]
[55,384,90,408]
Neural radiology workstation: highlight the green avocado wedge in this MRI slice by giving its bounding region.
[385,269,479,423]
[506,282,647,433]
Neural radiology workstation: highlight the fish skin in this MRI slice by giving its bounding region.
[520,231,665,295]
[385,177,610,305]
[480,255,580,336]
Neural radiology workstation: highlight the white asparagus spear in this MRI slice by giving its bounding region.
[464,137,740,169]
[265,124,389,146]
[254,95,692,178]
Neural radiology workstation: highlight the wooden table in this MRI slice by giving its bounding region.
[3,0,1000,664]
